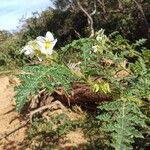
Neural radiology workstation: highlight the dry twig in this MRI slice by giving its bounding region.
[29,100,65,123]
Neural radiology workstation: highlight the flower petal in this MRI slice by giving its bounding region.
[46,39,57,55]
[36,36,45,43]
[51,39,57,47]
[21,45,34,58]
[37,40,44,49]
[46,31,54,41]
[39,45,48,55]
[36,39,47,55]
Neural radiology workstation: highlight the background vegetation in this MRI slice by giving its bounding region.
[0,0,150,70]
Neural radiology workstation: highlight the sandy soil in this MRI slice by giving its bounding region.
[0,48,132,150]
[0,76,88,150]
[0,76,27,150]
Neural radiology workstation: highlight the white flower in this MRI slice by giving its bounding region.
[36,31,57,56]
[21,31,57,61]
[96,28,107,41]
[99,28,105,34]
[21,45,34,58]
[96,36,103,41]
[92,45,98,53]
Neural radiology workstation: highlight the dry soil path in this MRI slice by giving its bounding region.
[0,76,27,150]
[0,76,88,150]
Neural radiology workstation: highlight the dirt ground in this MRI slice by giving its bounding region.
[0,76,88,150]
[0,76,27,150]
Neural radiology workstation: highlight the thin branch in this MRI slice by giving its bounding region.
[97,0,103,6]
[97,0,107,19]
[29,101,65,123]
[90,0,97,16]
[133,0,150,39]
[73,29,81,38]
[117,0,123,10]
[0,122,28,141]
[77,0,94,37]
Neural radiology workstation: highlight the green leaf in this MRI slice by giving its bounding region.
[97,100,148,150]
[15,64,77,112]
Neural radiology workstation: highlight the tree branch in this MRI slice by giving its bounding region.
[97,0,107,19]
[90,0,97,16]
[77,0,95,37]
[133,0,150,40]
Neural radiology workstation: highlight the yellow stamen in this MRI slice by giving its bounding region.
[45,40,51,49]
[35,49,41,56]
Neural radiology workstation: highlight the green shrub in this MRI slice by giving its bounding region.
[15,30,150,149]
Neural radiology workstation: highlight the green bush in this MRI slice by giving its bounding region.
[15,30,150,149]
